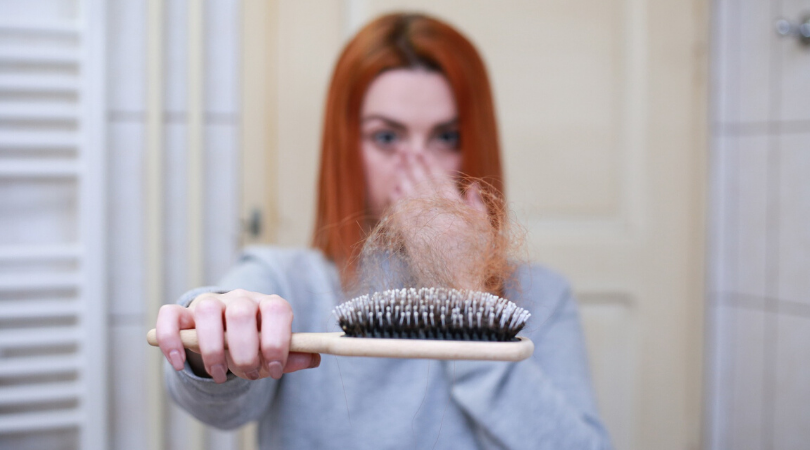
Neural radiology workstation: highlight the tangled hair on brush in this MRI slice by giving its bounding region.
[350,180,526,299]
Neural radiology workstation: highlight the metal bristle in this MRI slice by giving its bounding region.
[333,288,530,341]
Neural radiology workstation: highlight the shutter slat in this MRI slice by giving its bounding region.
[0,328,80,348]
[0,20,79,35]
[0,47,79,65]
[0,410,81,433]
[0,355,80,377]
[0,103,78,121]
[0,382,80,405]
[0,131,78,149]
[0,300,80,319]
[0,161,79,178]
[0,245,81,261]
[0,74,79,93]
[0,273,81,290]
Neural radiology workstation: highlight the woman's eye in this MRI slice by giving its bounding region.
[371,130,398,146]
[435,130,460,149]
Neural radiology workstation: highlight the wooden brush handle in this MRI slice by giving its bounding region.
[146,329,533,362]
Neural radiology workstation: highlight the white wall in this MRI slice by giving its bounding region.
[708,0,810,448]
[105,1,241,449]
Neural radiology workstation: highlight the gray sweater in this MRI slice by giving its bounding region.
[165,247,613,449]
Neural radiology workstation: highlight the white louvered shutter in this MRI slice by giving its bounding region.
[0,1,107,449]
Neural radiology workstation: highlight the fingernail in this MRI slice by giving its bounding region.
[267,361,283,380]
[210,364,227,383]
[309,354,321,368]
[168,350,184,371]
[245,369,260,380]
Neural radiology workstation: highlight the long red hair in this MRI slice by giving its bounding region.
[313,12,504,285]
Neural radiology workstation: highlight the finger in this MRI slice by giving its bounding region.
[156,304,196,371]
[258,295,294,380]
[407,152,432,192]
[394,167,415,201]
[398,152,417,184]
[465,182,488,214]
[224,296,261,379]
[390,183,404,204]
[194,296,229,383]
[400,152,436,200]
[417,152,461,202]
[284,352,321,374]
[419,151,444,180]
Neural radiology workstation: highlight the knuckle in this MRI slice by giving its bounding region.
[193,292,219,304]
[194,297,223,315]
[225,302,256,322]
[260,297,292,318]
[157,304,181,323]
[154,326,175,343]
[227,292,255,305]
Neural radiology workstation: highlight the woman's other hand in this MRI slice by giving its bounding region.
[391,150,486,214]
[156,290,321,383]
[385,151,493,292]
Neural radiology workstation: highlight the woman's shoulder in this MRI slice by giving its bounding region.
[240,245,331,268]
[241,245,336,280]
[507,262,577,324]
[511,262,572,298]
[219,245,339,297]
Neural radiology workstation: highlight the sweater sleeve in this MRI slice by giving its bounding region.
[164,255,287,430]
[443,268,613,449]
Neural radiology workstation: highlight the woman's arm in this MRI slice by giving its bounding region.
[162,255,318,430]
[442,267,613,449]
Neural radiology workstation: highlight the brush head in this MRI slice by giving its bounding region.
[334,287,530,341]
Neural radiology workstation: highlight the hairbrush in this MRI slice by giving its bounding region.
[147,287,533,361]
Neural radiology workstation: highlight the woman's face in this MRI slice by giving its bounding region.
[360,68,462,218]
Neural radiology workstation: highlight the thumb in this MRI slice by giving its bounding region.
[465,182,487,214]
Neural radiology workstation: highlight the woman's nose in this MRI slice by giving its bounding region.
[398,136,427,156]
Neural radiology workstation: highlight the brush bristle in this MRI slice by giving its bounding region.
[334,288,530,341]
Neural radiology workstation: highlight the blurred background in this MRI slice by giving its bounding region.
[0,0,806,449]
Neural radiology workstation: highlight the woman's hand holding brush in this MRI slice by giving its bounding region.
[155,290,321,383]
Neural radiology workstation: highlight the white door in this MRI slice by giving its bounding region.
[242,1,707,449]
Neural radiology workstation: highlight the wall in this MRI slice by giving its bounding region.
[106,0,241,449]
[708,0,810,448]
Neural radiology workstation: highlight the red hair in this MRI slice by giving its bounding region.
[313,13,504,285]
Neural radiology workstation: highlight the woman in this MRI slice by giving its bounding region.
[157,13,612,449]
